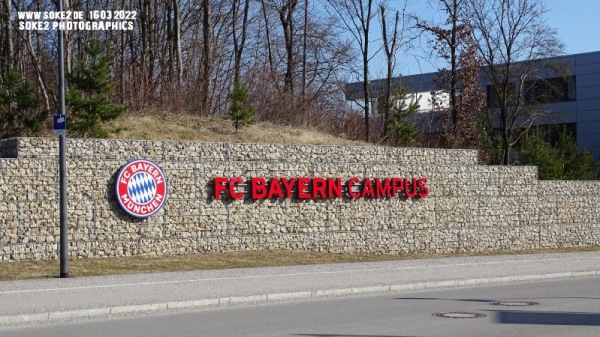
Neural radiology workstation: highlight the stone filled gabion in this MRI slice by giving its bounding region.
[0,137,599,262]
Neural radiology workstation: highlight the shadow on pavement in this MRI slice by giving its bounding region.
[490,310,600,326]
[520,296,600,301]
[395,297,493,303]
[295,335,418,337]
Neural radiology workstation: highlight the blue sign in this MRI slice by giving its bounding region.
[53,114,66,135]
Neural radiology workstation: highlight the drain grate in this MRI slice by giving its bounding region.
[490,301,539,307]
[432,312,486,319]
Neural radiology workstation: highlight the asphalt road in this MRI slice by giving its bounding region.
[2,277,599,337]
[0,251,599,327]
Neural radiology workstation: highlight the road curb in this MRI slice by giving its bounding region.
[1,270,598,327]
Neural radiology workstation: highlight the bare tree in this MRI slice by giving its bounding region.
[301,0,308,102]
[23,31,51,111]
[1,0,14,71]
[174,0,183,87]
[0,0,357,138]
[231,0,251,85]
[418,0,484,149]
[466,0,564,164]
[379,2,413,137]
[272,0,298,94]
[259,0,276,73]
[200,0,213,115]
[329,0,377,142]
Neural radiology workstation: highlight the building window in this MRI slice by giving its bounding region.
[487,84,516,108]
[525,76,576,104]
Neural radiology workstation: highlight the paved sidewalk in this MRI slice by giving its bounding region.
[1,251,599,326]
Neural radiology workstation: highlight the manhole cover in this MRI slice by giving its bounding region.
[490,301,539,306]
[432,312,486,319]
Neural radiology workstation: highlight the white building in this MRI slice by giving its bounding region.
[345,51,600,160]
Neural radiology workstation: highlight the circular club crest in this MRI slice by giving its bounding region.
[115,159,168,218]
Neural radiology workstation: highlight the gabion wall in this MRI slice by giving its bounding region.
[0,137,598,261]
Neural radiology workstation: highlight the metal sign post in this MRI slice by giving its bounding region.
[57,0,68,278]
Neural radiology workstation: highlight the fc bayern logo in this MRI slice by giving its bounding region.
[115,159,168,218]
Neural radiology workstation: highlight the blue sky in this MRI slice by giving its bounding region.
[368,0,600,78]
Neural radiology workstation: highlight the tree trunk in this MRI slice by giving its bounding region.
[24,31,51,111]
[362,0,373,143]
[174,0,183,87]
[64,0,74,74]
[201,0,213,115]
[502,125,510,165]
[449,0,458,127]
[232,0,250,85]
[167,0,174,86]
[260,0,274,73]
[140,0,149,100]
[380,5,400,138]
[278,0,298,94]
[301,0,308,100]
[2,0,14,71]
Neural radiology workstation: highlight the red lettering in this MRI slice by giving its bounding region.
[361,178,375,198]
[347,177,360,198]
[391,178,404,197]
[297,177,311,199]
[280,177,297,198]
[229,177,244,200]
[312,177,327,198]
[214,177,228,200]
[404,178,417,198]
[267,178,284,199]
[375,178,391,198]
[327,178,342,198]
[215,176,427,200]
[251,177,267,199]
[417,178,429,198]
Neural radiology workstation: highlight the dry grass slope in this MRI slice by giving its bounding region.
[104,112,371,146]
[2,247,598,281]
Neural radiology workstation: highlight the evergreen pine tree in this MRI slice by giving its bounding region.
[556,128,599,180]
[384,87,420,147]
[519,128,599,180]
[571,149,599,180]
[518,129,562,179]
[229,81,255,132]
[66,39,125,138]
[0,68,47,138]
